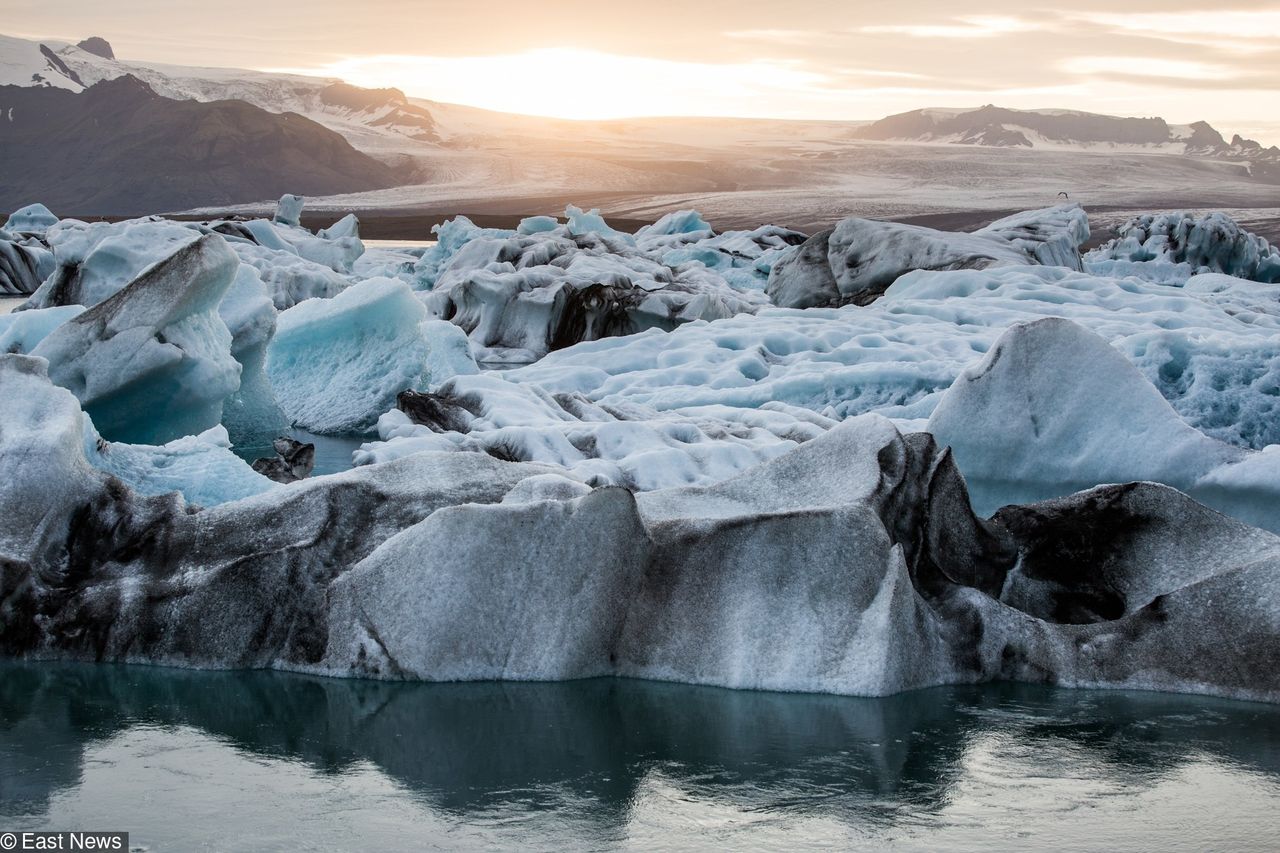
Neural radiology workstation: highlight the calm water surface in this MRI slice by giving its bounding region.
[2,663,1279,851]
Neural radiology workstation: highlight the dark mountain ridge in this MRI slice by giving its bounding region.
[0,75,405,215]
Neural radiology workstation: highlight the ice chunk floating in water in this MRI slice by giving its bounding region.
[2,198,1280,709]
[5,353,1280,703]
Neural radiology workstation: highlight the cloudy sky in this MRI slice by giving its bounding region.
[13,0,1280,142]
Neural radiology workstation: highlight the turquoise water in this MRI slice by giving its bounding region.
[2,663,1279,851]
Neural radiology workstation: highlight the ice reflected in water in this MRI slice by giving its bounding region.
[2,663,1279,851]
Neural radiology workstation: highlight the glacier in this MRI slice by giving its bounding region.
[3,197,1280,704]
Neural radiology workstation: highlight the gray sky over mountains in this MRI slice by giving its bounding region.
[12,0,1280,142]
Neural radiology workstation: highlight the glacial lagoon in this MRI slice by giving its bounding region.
[3,662,1279,852]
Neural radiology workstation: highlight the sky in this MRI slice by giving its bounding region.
[8,0,1280,143]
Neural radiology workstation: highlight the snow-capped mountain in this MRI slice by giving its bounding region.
[2,32,1277,223]
[0,73,404,214]
[0,33,440,157]
[853,106,1280,170]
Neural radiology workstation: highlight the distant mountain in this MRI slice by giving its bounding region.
[0,75,404,214]
[853,106,1280,176]
[0,34,441,157]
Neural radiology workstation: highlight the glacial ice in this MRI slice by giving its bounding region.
[30,233,242,444]
[414,211,767,362]
[24,217,201,309]
[1085,211,1280,282]
[5,203,59,235]
[6,355,1280,703]
[218,263,288,446]
[767,204,1088,308]
[85,422,275,507]
[355,373,828,490]
[273,193,305,228]
[2,199,1279,705]
[228,241,349,310]
[0,230,54,295]
[0,305,84,352]
[512,264,1280,450]
[266,277,467,435]
[928,318,1279,532]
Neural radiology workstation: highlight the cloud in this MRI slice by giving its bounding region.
[1059,56,1239,81]
[858,16,1045,39]
[1066,10,1280,54]
[1070,10,1280,41]
[723,29,817,45]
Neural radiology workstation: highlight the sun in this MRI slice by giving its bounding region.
[271,47,825,121]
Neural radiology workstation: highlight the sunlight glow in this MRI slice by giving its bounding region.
[270,48,829,120]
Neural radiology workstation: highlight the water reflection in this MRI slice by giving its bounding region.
[2,663,1279,849]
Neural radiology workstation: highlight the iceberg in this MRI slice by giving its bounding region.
[30,233,242,444]
[85,423,276,507]
[218,263,288,446]
[5,360,1280,704]
[23,217,201,310]
[229,241,349,310]
[273,193,305,228]
[417,215,765,362]
[5,203,59,236]
[767,204,1088,308]
[513,264,1280,450]
[0,305,84,353]
[355,372,828,490]
[928,318,1279,532]
[265,277,466,435]
[1086,212,1280,282]
[0,230,54,295]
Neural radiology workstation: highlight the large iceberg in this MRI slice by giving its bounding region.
[929,318,1279,532]
[766,204,1089,308]
[5,353,1280,703]
[30,233,242,444]
[266,276,474,435]
[1086,211,1280,282]
[412,210,769,362]
[22,217,201,310]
